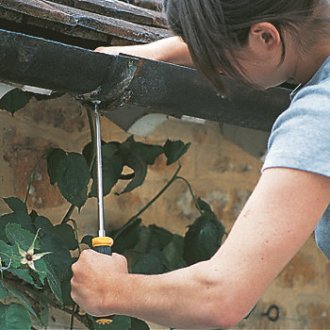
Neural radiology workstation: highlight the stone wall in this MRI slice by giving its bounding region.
[0,94,329,329]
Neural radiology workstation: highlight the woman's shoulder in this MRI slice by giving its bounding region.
[262,63,330,179]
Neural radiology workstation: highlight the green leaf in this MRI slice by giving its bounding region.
[45,260,63,304]
[32,257,47,285]
[89,143,124,197]
[8,268,35,286]
[148,225,173,250]
[183,213,225,266]
[129,140,163,165]
[53,223,78,251]
[112,218,142,254]
[163,140,191,165]
[108,315,131,330]
[0,303,32,330]
[0,211,34,242]
[47,148,67,185]
[89,315,131,330]
[0,89,32,114]
[5,284,38,320]
[5,223,38,251]
[34,217,72,280]
[33,215,54,232]
[82,140,95,168]
[47,148,90,208]
[61,262,75,306]
[3,197,28,213]
[117,137,148,194]
[196,198,213,213]
[91,316,150,330]
[34,216,62,259]
[0,240,21,268]
[5,223,64,298]
[29,209,39,221]
[132,251,165,275]
[81,235,93,248]
[162,235,186,271]
[0,282,9,300]
[35,215,74,254]
[34,216,74,270]
[130,318,150,330]
[89,136,164,196]
[131,227,152,255]
[35,258,63,304]
[126,225,174,256]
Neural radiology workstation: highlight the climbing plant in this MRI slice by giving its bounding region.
[0,89,226,330]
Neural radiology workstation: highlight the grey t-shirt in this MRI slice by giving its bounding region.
[262,56,330,259]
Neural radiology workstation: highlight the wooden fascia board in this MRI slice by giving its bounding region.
[0,29,291,132]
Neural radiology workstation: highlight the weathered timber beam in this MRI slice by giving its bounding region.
[0,0,168,44]
[0,29,291,131]
[120,0,163,11]
[0,29,115,93]
[48,0,167,28]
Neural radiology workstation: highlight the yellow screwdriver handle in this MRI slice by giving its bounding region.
[92,236,113,255]
[92,236,114,325]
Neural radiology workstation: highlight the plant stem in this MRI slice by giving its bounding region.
[70,304,76,330]
[24,168,36,204]
[67,218,82,254]
[125,165,182,224]
[61,204,76,225]
[113,218,141,240]
[175,176,203,214]
[114,165,182,239]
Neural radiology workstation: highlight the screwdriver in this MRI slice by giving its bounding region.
[91,100,114,326]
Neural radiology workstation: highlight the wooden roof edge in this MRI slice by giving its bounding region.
[0,0,167,28]
[50,0,168,28]
[0,0,168,45]
[0,29,292,132]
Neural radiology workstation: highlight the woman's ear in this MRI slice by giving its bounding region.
[248,22,281,50]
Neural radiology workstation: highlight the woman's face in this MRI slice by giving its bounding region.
[233,48,291,89]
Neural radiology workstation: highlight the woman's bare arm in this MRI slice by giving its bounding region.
[95,36,194,67]
[71,168,330,329]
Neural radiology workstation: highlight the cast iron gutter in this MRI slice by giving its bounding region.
[0,29,292,132]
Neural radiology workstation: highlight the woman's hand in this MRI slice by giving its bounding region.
[95,46,124,56]
[70,249,128,317]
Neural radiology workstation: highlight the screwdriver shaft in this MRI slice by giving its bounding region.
[94,102,106,238]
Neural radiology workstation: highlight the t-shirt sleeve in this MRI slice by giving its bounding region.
[262,82,330,178]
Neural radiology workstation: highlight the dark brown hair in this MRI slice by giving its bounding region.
[165,0,321,91]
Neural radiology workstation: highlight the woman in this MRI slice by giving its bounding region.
[71,1,330,328]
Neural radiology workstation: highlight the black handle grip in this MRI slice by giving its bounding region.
[94,245,112,255]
